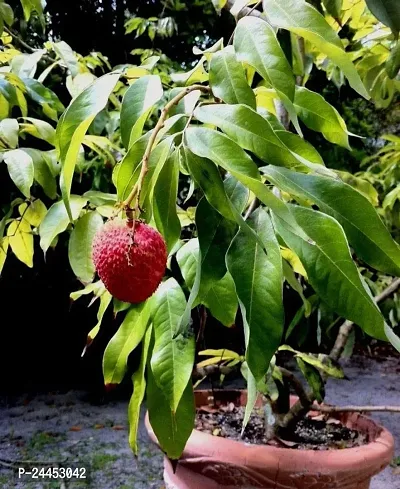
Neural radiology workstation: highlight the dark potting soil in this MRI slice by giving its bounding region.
[195,404,367,450]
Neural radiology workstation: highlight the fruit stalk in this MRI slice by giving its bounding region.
[122,84,211,221]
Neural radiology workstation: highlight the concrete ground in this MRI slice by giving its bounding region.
[0,355,398,489]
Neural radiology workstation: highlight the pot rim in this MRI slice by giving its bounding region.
[145,388,394,470]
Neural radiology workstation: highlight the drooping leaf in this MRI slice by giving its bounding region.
[114,133,149,200]
[39,196,87,253]
[201,272,238,327]
[385,40,400,79]
[0,237,8,275]
[68,211,104,283]
[120,75,163,149]
[365,0,400,38]
[147,372,194,460]
[273,205,386,340]
[150,278,195,412]
[227,208,284,381]
[263,166,400,276]
[21,148,57,199]
[153,150,181,252]
[87,290,113,344]
[176,238,199,290]
[7,218,33,267]
[103,301,151,386]
[233,16,301,134]
[4,149,34,198]
[294,87,350,149]
[262,0,369,98]
[184,126,308,240]
[128,324,153,454]
[209,46,256,108]
[20,0,44,24]
[296,358,325,403]
[56,72,120,219]
[0,1,13,26]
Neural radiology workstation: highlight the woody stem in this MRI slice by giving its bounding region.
[122,84,211,221]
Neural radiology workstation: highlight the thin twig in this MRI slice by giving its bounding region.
[4,27,56,65]
[312,404,400,414]
[122,84,210,221]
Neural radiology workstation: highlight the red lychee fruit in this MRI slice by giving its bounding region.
[92,218,167,303]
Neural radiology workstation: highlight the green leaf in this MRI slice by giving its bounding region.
[385,40,400,79]
[129,324,153,454]
[53,41,79,77]
[39,196,87,253]
[147,372,194,460]
[263,166,400,276]
[68,211,103,283]
[209,46,256,108]
[273,205,386,340]
[227,208,284,381]
[0,2,14,26]
[120,75,163,149]
[282,259,311,316]
[7,218,33,267]
[19,117,55,145]
[262,0,369,98]
[294,87,350,149]
[23,78,64,117]
[177,238,199,290]
[296,358,325,403]
[150,278,195,412]
[194,104,325,171]
[384,323,400,353]
[323,0,342,18]
[21,148,57,199]
[4,149,34,198]
[56,72,120,219]
[201,272,238,327]
[114,133,149,200]
[153,150,181,252]
[83,190,117,207]
[88,290,113,343]
[233,16,301,134]
[103,301,151,386]
[184,126,308,240]
[0,118,19,148]
[20,0,44,23]
[365,0,400,38]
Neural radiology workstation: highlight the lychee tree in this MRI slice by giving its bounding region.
[1,0,400,459]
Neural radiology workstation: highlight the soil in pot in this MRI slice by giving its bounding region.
[195,404,368,450]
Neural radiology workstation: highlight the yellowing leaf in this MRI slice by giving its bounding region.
[0,237,9,274]
[19,199,47,228]
[7,218,33,267]
[281,246,307,278]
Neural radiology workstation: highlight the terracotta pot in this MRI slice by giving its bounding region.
[145,389,394,489]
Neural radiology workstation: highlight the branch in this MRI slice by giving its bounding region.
[280,277,400,428]
[330,277,400,361]
[279,367,309,408]
[4,27,56,65]
[121,84,210,220]
[312,404,400,414]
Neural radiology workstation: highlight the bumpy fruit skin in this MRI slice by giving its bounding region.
[92,218,167,303]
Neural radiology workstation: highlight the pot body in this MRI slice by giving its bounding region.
[145,390,394,489]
